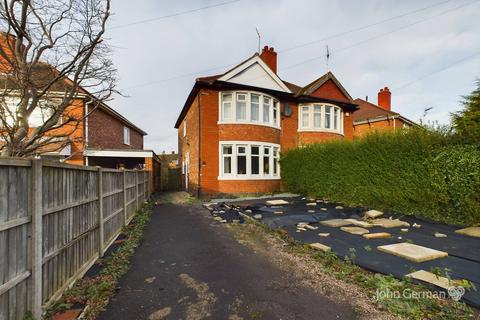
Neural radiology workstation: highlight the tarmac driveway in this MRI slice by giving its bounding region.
[98,201,357,320]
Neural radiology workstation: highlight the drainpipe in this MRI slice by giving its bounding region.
[84,99,95,166]
[197,91,201,199]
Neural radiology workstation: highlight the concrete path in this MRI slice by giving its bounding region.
[98,202,357,320]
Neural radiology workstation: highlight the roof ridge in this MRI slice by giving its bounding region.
[354,98,399,115]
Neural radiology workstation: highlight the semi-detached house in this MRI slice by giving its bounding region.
[175,46,362,197]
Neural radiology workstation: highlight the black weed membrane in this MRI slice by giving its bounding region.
[208,196,480,307]
[203,202,245,223]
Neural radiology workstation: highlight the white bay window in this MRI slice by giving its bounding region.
[219,141,280,180]
[298,103,344,134]
[219,91,280,128]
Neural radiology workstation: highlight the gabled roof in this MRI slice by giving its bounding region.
[353,98,416,125]
[175,54,359,128]
[297,71,354,102]
[0,61,147,135]
[217,54,292,93]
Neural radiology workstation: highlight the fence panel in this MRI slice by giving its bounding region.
[0,159,151,319]
[0,160,31,320]
[41,163,99,305]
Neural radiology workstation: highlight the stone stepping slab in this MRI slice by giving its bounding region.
[377,242,448,263]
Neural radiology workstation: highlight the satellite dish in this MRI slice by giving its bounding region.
[283,103,292,117]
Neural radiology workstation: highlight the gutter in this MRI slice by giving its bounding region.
[353,115,399,125]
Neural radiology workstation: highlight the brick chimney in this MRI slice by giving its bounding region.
[377,87,391,110]
[260,45,277,73]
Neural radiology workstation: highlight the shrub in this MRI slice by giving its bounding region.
[281,129,480,225]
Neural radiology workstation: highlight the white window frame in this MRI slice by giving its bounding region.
[183,120,187,137]
[219,141,281,180]
[298,103,344,135]
[123,126,130,145]
[218,91,280,129]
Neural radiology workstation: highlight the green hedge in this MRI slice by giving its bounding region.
[281,129,480,225]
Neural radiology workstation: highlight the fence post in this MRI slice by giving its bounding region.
[122,169,127,225]
[135,170,139,211]
[97,167,104,256]
[144,171,148,199]
[31,159,43,318]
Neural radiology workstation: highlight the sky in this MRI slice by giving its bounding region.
[104,0,480,153]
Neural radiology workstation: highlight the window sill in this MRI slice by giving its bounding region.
[218,121,281,130]
[297,129,344,136]
[218,175,281,181]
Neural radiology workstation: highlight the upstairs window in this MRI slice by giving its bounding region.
[219,91,280,128]
[299,104,343,134]
[124,126,130,145]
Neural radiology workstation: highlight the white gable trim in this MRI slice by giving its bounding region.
[219,56,291,93]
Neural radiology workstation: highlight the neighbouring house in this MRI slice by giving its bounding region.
[352,87,416,137]
[175,46,360,197]
[0,33,160,192]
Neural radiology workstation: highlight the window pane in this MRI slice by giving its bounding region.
[263,97,270,123]
[273,100,279,125]
[223,157,231,174]
[251,146,260,175]
[263,147,270,174]
[236,94,247,120]
[251,94,259,121]
[222,93,233,121]
[313,105,322,128]
[325,106,331,129]
[273,147,279,175]
[237,155,246,174]
[301,106,309,128]
[237,146,246,154]
[223,145,232,154]
[263,156,270,174]
[334,108,339,130]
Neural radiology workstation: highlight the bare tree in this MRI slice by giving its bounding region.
[0,0,115,157]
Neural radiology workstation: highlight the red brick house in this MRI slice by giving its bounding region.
[0,33,160,191]
[175,46,359,197]
[353,87,416,137]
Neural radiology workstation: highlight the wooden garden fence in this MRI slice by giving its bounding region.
[0,158,150,319]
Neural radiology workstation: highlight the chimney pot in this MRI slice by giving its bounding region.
[377,86,392,111]
[260,45,277,74]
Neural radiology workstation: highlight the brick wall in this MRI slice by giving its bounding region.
[178,92,200,194]
[309,79,351,103]
[353,118,412,138]
[88,107,143,149]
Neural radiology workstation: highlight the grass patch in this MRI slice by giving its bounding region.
[241,218,476,320]
[44,202,153,320]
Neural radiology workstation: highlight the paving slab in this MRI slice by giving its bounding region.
[309,242,331,252]
[455,227,480,238]
[340,227,369,235]
[406,270,455,290]
[377,242,448,263]
[266,199,289,205]
[363,232,391,239]
[364,210,383,219]
[345,219,373,228]
[371,218,410,228]
[320,219,352,228]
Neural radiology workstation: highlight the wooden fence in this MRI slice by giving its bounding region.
[0,158,150,319]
